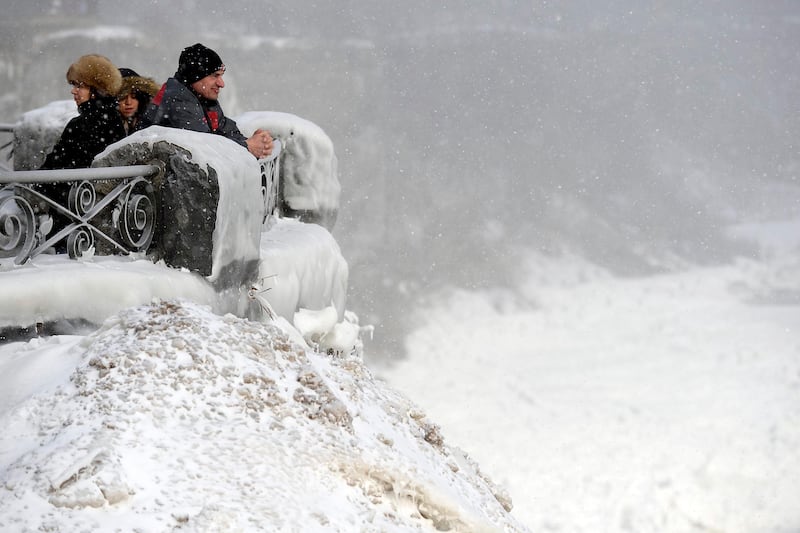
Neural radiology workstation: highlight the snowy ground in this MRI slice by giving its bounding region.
[378,250,800,532]
[0,301,524,532]
[2,193,799,532]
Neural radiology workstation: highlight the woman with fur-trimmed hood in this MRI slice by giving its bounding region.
[116,68,160,135]
[41,54,127,169]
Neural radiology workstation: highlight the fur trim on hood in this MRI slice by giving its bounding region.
[117,74,160,99]
[66,54,122,97]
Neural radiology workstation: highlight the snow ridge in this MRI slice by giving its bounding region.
[0,300,525,532]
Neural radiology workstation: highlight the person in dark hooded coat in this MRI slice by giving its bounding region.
[116,67,160,135]
[41,54,126,169]
[33,54,126,254]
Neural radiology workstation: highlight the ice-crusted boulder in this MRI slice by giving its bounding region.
[93,126,263,289]
[0,301,527,532]
[12,100,77,171]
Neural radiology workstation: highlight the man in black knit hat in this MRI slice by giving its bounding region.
[139,43,273,158]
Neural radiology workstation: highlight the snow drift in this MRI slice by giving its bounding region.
[0,300,525,532]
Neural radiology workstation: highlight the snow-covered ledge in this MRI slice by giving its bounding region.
[2,108,348,339]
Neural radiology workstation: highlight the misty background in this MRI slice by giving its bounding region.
[1,1,798,359]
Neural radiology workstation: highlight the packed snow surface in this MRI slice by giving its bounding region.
[0,300,524,532]
[381,252,800,532]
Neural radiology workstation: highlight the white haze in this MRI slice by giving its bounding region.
[2,3,797,344]
[1,1,799,531]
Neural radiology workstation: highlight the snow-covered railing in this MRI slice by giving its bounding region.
[0,136,281,267]
[258,139,281,222]
[1,108,338,290]
[0,165,160,264]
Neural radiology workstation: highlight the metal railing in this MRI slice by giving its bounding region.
[0,165,160,264]
[258,138,282,222]
[0,136,283,266]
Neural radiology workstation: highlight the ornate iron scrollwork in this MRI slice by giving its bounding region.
[118,177,156,251]
[0,171,158,264]
[0,189,36,264]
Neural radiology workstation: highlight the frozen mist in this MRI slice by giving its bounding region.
[1,1,799,531]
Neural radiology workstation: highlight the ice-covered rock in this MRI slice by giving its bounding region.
[94,126,263,289]
[12,100,77,171]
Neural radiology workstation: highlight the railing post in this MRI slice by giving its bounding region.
[258,138,282,223]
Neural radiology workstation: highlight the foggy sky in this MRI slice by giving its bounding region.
[1,0,798,356]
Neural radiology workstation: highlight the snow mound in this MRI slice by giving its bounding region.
[0,301,525,532]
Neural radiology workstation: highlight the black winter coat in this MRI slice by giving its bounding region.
[41,95,126,170]
[138,77,248,147]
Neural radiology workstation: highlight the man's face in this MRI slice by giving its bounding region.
[191,68,225,100]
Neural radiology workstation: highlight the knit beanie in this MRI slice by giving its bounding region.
[65,54,122,97]
[175,43,224,85]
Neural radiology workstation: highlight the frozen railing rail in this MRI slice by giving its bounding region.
[258,138,282,222]
[0,165,161,264]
